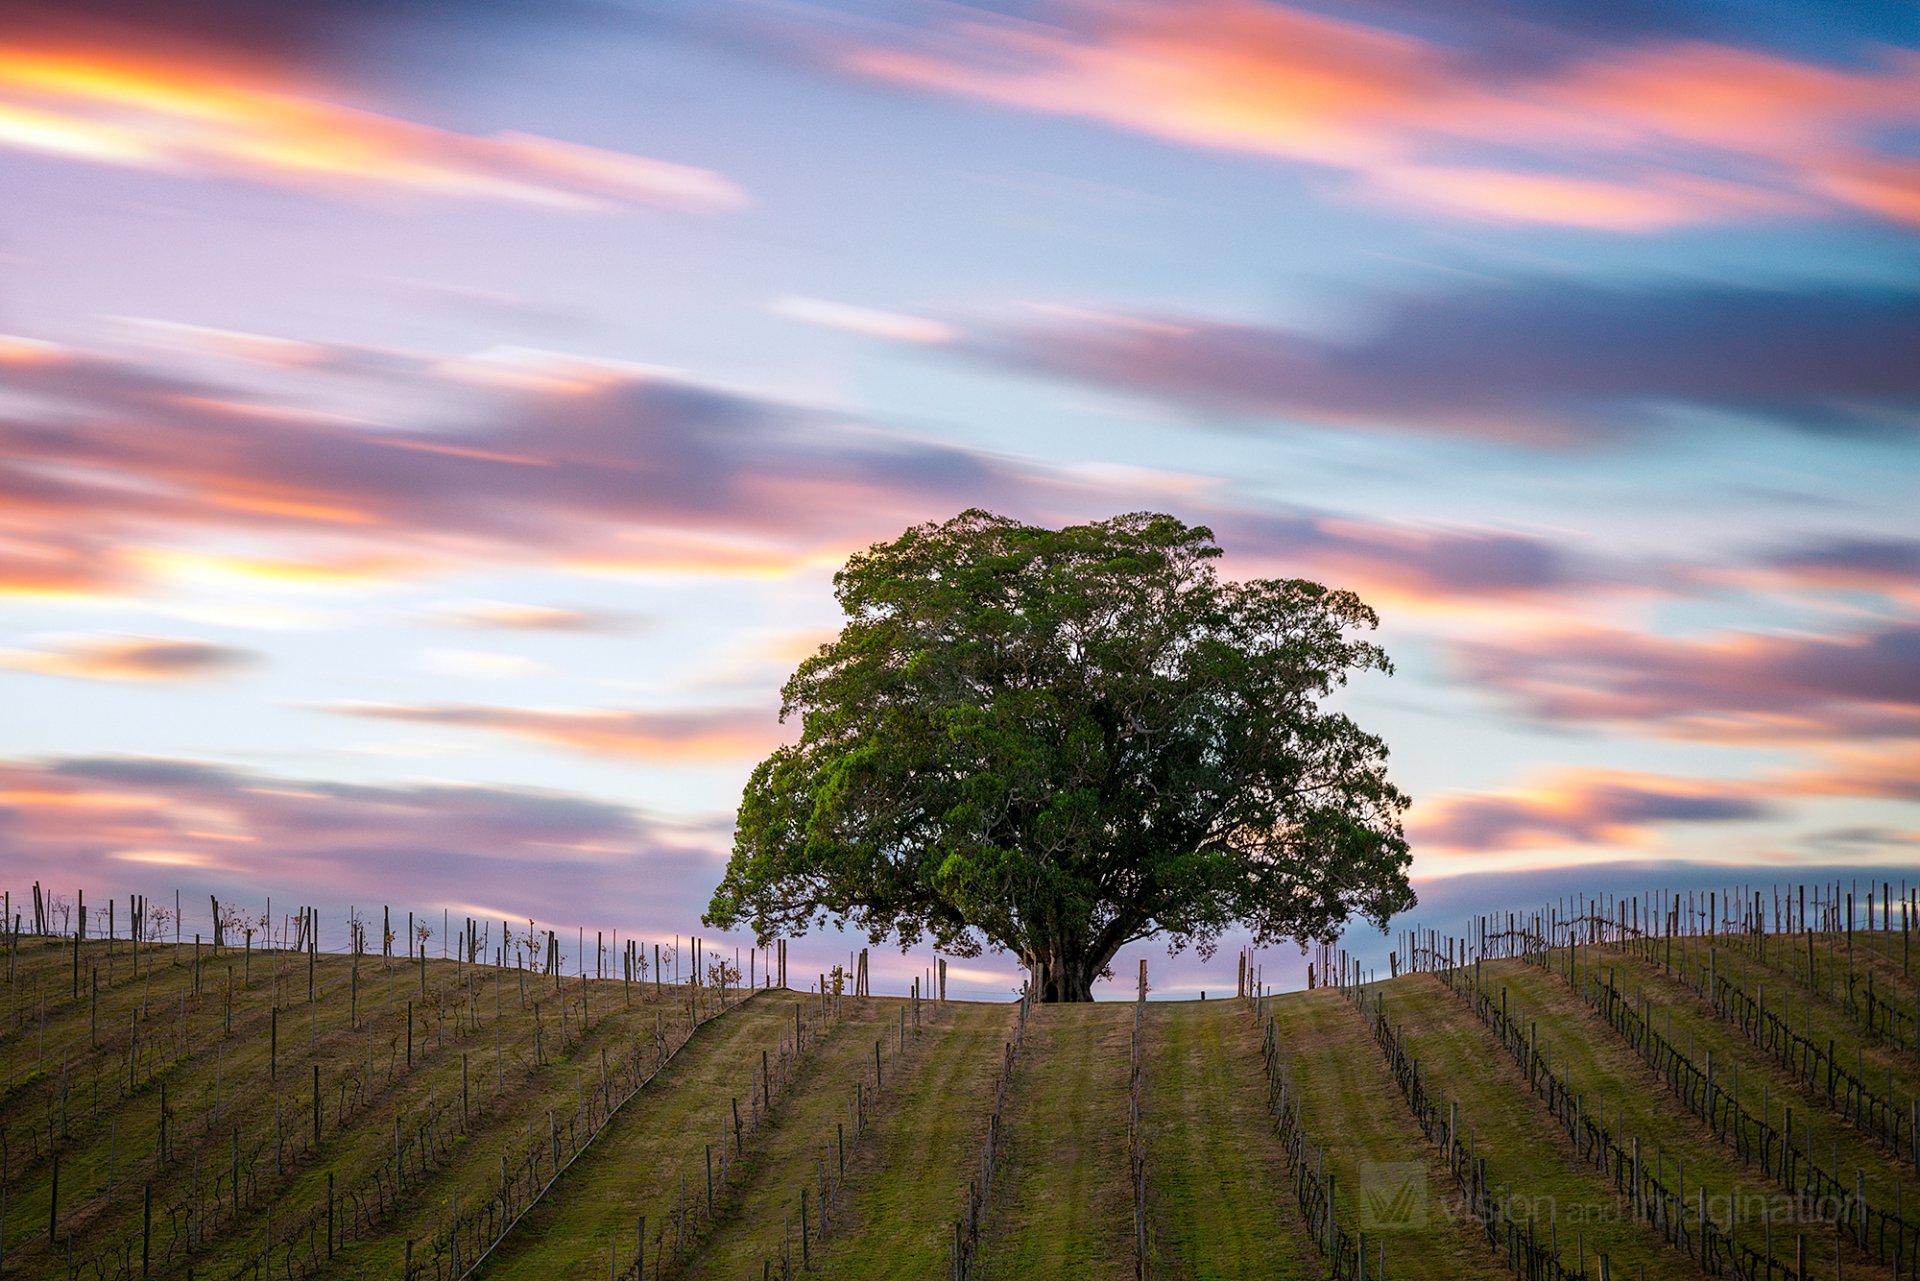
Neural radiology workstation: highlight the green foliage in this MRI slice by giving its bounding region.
[705,509,1413,999]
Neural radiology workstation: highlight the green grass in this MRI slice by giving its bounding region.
[1368,975,1704,1281]
[1587,947,1920,1211]
[814,1001,1015,1281]
[1141,999,1321,1280]
[673,997,910,1281]
[0,935,730,1281]
[1657,932,1920,1066]
[974,1002,1136,1281]
[474,992,856,1281]
[9,915,1913,1281]
[1485,960,1894,1281]
[1266,988,1496,1281]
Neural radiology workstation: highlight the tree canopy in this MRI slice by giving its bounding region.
[703,509,1413,1001]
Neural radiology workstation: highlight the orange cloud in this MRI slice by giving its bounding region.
[1778,743,1920,803]
[0,46,747,211]
[1365,165,1811,232]
[0,634,258,681]
[836,0,1920,230]
[324,702,787,762]
[1413,768,1772,853]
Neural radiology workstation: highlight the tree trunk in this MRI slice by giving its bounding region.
[1028,950,1099,1003]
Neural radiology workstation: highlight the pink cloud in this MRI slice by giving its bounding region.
[1413,768,1772,852]
[0,756,728,936]
[0,634,258,682]
[0,339,1014,594]
[0,331,1660,615]
[324,703,787,763]
[959,282,1920,447]
[1453,620,1920,742]
[1778,744,1920,803]
[833,0,1920,230]
[0,45,746,212]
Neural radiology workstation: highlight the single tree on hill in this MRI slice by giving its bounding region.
[704,509,1413,1001]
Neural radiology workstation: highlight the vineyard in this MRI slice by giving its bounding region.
[1,882,1915,1281]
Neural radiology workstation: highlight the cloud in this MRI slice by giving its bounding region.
[1799,825,1919,855]
[323,702,786,762]
[0,338,1020,594]
[1759,535,1920,596]
[0,0,595,80]
[1453,620,1920,741]
[1215,509,1621,604]
[0,755,725,934]
[0,46,746,211]
[1778,743,1920,802]
[0,634,258,681]
[962,282,1920,446]
[0,327,1660,614]
[826,0,1920,231]
[422,600,637,633]
[768,296,956,344]
[1413,768,1773,852]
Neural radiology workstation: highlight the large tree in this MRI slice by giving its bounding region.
[704,509,1413,1001]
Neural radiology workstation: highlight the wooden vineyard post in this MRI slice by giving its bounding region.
[939,958,947,1001]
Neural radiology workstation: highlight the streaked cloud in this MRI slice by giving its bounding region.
[768,295,955,344]
[323,702,786,762]
[1759,535,1920,598]
[1780,743,1920,802]
[1453,620,1920,741]
[422,599,637,633]
[0,634,258,682]
[960,282,1920,446]
[1214,509,1626,607]
[0,338,1018,593]
[0,46,747,212]
[1413,768,1772,852]
[0,331,1656,615]
[0,755,724,932]
[830,0,1920,230]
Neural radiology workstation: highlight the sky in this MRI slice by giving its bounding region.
[1,0,1916,999]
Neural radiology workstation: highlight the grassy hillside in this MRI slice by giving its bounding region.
[4,891,1916,1281]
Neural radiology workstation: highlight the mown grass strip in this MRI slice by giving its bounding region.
[1143,999,1320,1280]
[974,1003,1135,1281]
[1271,989,1501,1281]
[1371,976,1704,1281]
[674,997,907,1281]
[1594,947,1920,1207]
[470,994,821,1281]
[1486,959,1900,1279]
[812,1001,1014,1281]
